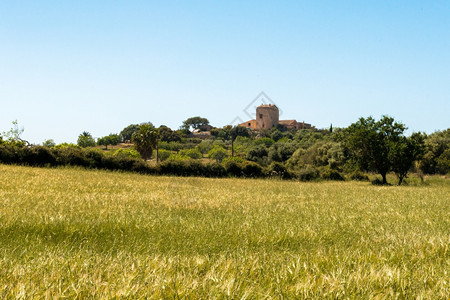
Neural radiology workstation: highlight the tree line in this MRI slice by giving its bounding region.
[1,116,448,184]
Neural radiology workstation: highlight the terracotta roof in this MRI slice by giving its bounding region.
[238,120,256,127]
[279,120,298,125]
[239,119,255,123]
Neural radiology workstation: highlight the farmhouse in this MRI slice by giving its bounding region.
[239,104,311,130]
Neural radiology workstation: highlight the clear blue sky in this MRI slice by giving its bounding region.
[1,1,449,143]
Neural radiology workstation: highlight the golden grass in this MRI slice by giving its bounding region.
[0,164,448,298]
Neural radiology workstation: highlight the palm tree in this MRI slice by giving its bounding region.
[132,124,158,161]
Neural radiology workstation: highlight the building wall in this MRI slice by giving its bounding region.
[256,105,279,129]
[299,122,312,129]
[239,119,257,129]
[279,121,312,130]
[237,104,311,130]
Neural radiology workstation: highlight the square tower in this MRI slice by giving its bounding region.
[256,104,279,129]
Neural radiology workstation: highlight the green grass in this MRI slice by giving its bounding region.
[0,165,448,298]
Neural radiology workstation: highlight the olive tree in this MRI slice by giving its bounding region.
[182,116,209,131]
[97,134,120,150]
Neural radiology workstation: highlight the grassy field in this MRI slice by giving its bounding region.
[0,164,448,298]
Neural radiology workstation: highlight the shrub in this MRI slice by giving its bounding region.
[159,159,187,176]
[99,155,119,170]
[223,160,243,177]
[320,168,345,181]
[133,160,156,174]
[159,142,183,153]
[185,138,202,145]
[268,162,292,179]
[101,155,142,171]
[53,143,80,149]
[241,161,264,178]
[268,142,298,163]
[0,144,17,163]
[157,149,171,162]
[270,130,283,142]
[246,145,268,162]
[25,146,57,166]
[167,154,190,161]
[297,166,320,181]
[212,140,227,149]
[184,159,208,176]
[349,171,369,181]
[222,157,245,165]
[54,147,90,167]
[179,149,202,159]
[113,148,141,159]
[85,149,104,168]
[204,162,226,177]
[254,137,275,148]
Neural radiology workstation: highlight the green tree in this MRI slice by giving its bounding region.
[182,116,210,131]
[233,136,252,156]
[180,148,202,159]
[268,141,299,163]
[97,134,120,150]
[270,129,283,141]
[343,116,414,184]
[419,129,450,174]
[119,124,139,143]
[246,145,269,163]
[196,140,213,157]
[158,125,181,142]
[208,146,228,163]
[230,126,250,157]
[176,128,191,138]
[254,137,275,148]
[42,139,56,148]
[435,149,450,174]
[168,142,183,153]
[77,131,96,148]
[389,133,425,185]
[294,129,326,149]
[132,124,158,160]
[2,120,28,146]
[211,126,231,140]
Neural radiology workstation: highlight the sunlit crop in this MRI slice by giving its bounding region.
[0,165,448,298]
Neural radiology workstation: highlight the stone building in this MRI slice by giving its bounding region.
[239,104,311,130]
[256,104,279,129]
[278,120,311,130]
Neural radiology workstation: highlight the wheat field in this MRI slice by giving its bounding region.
[0,164,448,298]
